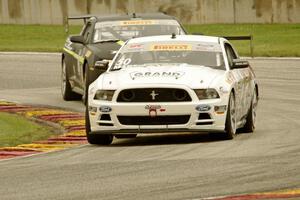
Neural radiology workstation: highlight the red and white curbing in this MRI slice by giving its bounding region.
[0,101,87,160]
[202,188,300,200]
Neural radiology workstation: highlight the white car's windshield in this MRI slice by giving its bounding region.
[93,20,184,43]
[111,42,225,70]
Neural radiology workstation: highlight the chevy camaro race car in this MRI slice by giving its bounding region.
[61,13,186,103]
[86,34,259,145]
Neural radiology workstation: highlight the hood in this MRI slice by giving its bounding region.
[87,43,121,60]
[96,64,225,89]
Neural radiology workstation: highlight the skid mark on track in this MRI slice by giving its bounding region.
[0,101,87,160]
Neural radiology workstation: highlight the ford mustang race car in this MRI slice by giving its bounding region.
[86,34,259,145]
[61,13,186,104]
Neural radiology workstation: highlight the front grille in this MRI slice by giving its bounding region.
[117,115,190,125]
[117,88,191,102]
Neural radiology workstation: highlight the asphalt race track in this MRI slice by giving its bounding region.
[0,53,300,200]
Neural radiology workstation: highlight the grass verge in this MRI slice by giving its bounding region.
[0,24,299,56]
[185,24,300,57]
[0,112,56,147]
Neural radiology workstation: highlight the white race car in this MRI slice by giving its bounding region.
[86,34,259,145]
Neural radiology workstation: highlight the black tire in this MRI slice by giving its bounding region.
[115,134,137,139]
[61,59,81,100]
[224,92,237,139]
[85,105,91,134]
[242,90,258,133]
[85,104,113,145]
[87,133,114,145]
[83,63,90,105]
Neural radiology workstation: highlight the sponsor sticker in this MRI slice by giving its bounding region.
[121,20,156,26]
[226,72,235,84]
[145,105,165,117]
[128,44,143,49]
[195,43,222,52]
[150,44,192,51]
[85,50,92,58]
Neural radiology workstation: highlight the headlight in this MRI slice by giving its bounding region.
[94,90,115,101]
[194,89,220,99]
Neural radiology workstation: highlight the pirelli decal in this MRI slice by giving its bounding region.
[121,20,155,25]
[150,44,192,51]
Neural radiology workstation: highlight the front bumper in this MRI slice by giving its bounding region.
[88,100,228,135]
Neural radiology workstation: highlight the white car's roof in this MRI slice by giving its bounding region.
[126,34,223,44]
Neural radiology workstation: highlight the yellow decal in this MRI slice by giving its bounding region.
[151,44,192,51]
[85,50,92,58]
[121,20,155,25]
[117,40,125,46]
[63,48,84,64]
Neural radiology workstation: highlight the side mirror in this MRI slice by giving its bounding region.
[232,59,249,69]
[95,60,109,71]
[70,35,84,44]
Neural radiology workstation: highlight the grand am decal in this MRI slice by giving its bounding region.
[130,71,185,80]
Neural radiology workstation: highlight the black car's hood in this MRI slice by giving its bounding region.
[87,42,122,60]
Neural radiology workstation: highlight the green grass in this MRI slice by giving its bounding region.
[0,24,81,52]
[0,112,56,147]
[0,24,299,56]
[185,24,300,57]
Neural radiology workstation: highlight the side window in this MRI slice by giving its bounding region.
[81,23,92,44]
[225,44,237,69]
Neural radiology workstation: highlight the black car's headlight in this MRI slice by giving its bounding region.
[94,90,115,101]
[194,89,220,99]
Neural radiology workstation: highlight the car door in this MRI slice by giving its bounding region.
[72,22,93,90]
[225,43,246,122]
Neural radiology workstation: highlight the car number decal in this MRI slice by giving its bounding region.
[114,58,132,69]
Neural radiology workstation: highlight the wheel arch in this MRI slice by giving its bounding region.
[61,53,65,66]
[255,84,259,100]
[82,59,88,79]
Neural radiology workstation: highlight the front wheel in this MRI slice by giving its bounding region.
[85,104,113,145]
[83,63,91,105]
[115,134,137,139]
[224,92,237,139]
[61,59,81,100]
[86,133,114,145]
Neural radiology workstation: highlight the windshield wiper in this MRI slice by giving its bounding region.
[94,39,120,44]
[110,68,122,71]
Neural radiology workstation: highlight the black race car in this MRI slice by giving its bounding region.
[61,13,186,103]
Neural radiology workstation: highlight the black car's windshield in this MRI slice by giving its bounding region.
[93,20,184,43]
[111,42,225,71]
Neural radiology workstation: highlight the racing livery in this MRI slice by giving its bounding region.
[61,13,186,103]
[86,35,259,145]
